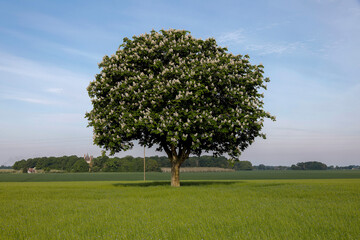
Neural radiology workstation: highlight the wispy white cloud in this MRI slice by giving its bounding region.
[0,51,93,110]
[0,27,103,62]
[16,11,121,42]
[61,47,101,61]
[45,88,64,94]
[348,6,360,16]
[2,96,56,105]
[0,52,89,84]
[246,41,305,55]
[218,29,306,55]
[29,113,86,124]
[255,21,291,31]
[218,29,245,44]
[266,64,360,137]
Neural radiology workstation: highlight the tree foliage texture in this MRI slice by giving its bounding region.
[12,155,235,173]
[291,161,327,170]
[85,29,275,186]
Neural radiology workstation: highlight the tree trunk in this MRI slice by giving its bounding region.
[163,144,190,187]
[171,162,181,187]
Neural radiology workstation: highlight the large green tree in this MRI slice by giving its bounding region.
[86,29,275,186]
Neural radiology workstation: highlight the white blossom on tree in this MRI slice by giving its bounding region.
[85,29,275,186]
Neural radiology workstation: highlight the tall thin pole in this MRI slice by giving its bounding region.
[144,146,146,181]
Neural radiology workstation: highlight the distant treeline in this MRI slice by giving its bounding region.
[11,157,359,173]
[252,162,329,171]
[254,162,359,170]
[327,165,360,170]
[291,161,327,170]
[0,165,12,169]
[12,155,253,172]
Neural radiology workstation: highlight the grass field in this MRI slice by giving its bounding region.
[1,170,360,182]
[0,175,359,239]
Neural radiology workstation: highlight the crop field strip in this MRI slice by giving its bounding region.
[0,179,359,239]
[1,170,360,182]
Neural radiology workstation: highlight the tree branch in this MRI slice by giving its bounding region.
[171,145,178,161]
[161,141,172,160]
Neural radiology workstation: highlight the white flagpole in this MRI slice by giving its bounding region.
[144,146,146,181]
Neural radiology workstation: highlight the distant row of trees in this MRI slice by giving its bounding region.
[255,162,359,170]
[13,156,88,172]
[253,164,291,170]
[328,165,360,170]
[12,155,253,172]
[12,157,357,172]
[0,165,12,169]
[291,161,327,170]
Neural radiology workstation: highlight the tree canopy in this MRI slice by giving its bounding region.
[85,29,274,186]
[291,161,328,170]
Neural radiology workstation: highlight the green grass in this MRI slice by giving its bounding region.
[1,170,360,182]
[0,179,359,239]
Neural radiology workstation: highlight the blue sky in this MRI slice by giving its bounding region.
[0,0,359,166]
